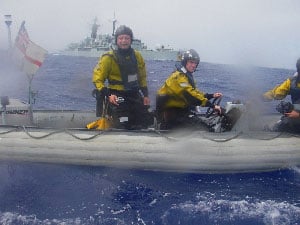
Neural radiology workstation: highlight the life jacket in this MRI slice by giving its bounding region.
[104,49,140,91]
[289,73,300,104]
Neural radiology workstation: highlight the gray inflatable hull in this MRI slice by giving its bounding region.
[0,101,299,173]
[0,124,299,174]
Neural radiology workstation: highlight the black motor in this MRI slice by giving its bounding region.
[220,107,242,131]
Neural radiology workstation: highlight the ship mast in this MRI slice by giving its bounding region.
[112,13,117,36]
[91,17,99,44]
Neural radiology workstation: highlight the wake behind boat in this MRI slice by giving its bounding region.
[1,97,299,174]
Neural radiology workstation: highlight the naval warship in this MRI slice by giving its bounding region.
[61,18,180,61]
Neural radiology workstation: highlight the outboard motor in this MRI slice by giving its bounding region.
[194,100,245,132]
[222,100,245,131]
[208,100,244,132]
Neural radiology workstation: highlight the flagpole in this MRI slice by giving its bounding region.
[27,73,34,124]
[13,20,47,125]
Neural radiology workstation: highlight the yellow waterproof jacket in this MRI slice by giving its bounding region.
[263,73,300,100]
[157,70,209,109]
[92,50,147,92]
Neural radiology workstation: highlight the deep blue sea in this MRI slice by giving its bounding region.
[0,53,300,224]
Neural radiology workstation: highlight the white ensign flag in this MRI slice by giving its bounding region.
[13,21,47,75]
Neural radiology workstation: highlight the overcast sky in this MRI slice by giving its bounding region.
[1,0,300,69]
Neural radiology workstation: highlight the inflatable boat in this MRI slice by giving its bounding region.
[0,98,299,174]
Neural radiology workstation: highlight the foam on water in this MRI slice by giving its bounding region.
[2,199,297,225]
[166,197,300,225]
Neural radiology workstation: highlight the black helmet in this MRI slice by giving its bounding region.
[296,58,300,72]
[181,49,200,67]
[114,25,133,44]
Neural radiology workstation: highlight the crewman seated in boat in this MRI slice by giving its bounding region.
[156,49,223,130]
[263,58,300,133]
[92,25,153,129]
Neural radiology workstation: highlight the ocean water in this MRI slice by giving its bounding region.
[0,53,300,224]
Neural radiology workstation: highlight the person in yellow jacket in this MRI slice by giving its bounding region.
[263,58,300,132]
[156,49,223,129]
[92,25,153,129]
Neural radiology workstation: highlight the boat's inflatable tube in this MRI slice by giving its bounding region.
[0,127,299,173]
